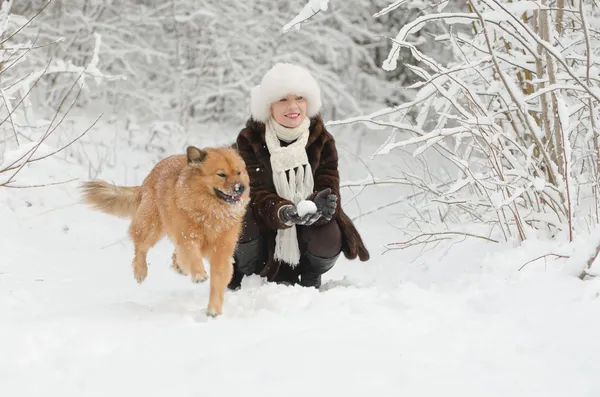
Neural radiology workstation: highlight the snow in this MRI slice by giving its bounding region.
[533,177,546,191]
[2,117,600,396]
[296,199,317,217]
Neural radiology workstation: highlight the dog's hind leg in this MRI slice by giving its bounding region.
[129,199,163,283]
[206,240,236,317]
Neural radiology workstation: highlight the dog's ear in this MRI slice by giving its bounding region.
[187,146,207,164]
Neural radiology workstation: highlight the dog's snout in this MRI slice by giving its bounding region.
[233,183,245,194]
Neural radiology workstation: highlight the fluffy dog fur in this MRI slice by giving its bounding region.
[80,146,250,317]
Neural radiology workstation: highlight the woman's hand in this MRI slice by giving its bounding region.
[311,188,337,220]
[278,204,322,226]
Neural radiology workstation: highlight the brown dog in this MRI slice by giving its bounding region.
[79,146,250,317]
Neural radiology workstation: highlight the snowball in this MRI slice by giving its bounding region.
[297,200,317,217]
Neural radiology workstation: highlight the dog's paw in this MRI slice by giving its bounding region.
[206,308,221,318]
[171,263,185,276]
[192,273,208,283]
[206,301,223,317]
[133,266,147,283]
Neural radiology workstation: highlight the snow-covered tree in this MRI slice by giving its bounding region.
[11,0,419,128]
[286,0,600,264]
[0,0,104,188]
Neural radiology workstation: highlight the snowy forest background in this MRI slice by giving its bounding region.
[3,0,600,271]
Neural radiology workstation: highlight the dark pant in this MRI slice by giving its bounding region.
[229,208,342,289]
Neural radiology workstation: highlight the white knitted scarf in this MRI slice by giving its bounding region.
[265,116,314,267]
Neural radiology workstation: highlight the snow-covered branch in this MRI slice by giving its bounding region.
[282,0,329,32]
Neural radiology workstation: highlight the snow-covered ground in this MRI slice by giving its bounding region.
[2,118,600,396]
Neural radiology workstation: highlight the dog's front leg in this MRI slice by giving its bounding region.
[206,241,235,317]
[173,241,207,282]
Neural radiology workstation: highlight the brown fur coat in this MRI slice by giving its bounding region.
[235,115,370,281]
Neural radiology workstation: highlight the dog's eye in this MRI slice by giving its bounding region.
[217,172,227,178]
[236,170,241,175]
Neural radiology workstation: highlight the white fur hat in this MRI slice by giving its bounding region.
[250,63,322,123]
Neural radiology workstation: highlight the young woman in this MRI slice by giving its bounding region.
[228,62,369,290]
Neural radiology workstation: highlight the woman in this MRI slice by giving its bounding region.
[228,62,369,290]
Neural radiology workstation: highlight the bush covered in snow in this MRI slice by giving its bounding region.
[288,0,600,271]
[0,0,105,188]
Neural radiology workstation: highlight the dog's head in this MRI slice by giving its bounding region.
[185,145,250,205]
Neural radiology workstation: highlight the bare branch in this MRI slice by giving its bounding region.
[390,231,500,246]
[2,178,77,189]
[518,253,570,271]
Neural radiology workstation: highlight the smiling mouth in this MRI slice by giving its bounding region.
[214,188,243,204]
[285,113,300,119]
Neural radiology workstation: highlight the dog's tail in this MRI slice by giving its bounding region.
[79,180,141,218]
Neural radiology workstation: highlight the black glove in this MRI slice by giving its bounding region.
[300,209,322,226]
[278,204,322,226]
[311,188,337,220]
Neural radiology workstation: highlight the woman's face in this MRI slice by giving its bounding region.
[270,94,308,128]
